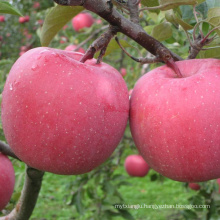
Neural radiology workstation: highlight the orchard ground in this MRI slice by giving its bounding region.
[11,147,200,220]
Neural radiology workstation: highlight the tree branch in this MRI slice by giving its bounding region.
[0,167,44,220]
[54,0,183,62]
[0,141,19,160]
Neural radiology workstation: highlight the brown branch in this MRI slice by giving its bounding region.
[54,0,183,62]
[128,0,140,24]
[0,167,44,220]
[80,25,119,63]
[0,141,19,160]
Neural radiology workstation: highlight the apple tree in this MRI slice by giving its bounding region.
[1,0,220,219]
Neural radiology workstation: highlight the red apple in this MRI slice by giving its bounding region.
[0,15,5,22]
[188,183,200,191]
[120,68,127,77]
[72,13,94,32]
[0,153,15,211]
[33,2,40,9]
[124,155,150,177]
[1,47,129,175]
[64,44,85,53]
[19,16,29,23]
[130,59,220,182]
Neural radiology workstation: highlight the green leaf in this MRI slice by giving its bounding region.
[206,7,220,26]
[151,22,173,41]
[103,39,135,57]
[206,7,220,36]
[141,0,159,7]
[206,0,220,9]
[198,38,220,59]
[0,1,22,16]
[118,209,135,220]
[40,5,84,46]
[165,9,193,30]
[181,210,198,219]
[159,0,197,11]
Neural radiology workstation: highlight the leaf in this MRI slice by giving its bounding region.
[158,0,197,11]
[206,0,220,9]
[40,5,84,46]
[206,7,220,36]
[118,209,135,220]
[0,1,22,16]
[151,22,173,41]
[206,7,220,27]
[165,10,193,30]
[181,210,198,219]
[103,39,135,57]
[198,38,220,59]
[141,0,159,7]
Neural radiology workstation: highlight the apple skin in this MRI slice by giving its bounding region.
[72,13,94,32]
[0,153,15,211]
[188,183,200,191]
[124,155,150,177]
[1,47,129,175]
[64,45,85,53]
[130,59,220,182]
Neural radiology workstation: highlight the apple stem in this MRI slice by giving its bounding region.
[166,58,183,78]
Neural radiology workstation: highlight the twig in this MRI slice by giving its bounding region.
[0,141,19,160]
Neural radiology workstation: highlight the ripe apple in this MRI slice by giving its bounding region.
[0,15,5,22]
[188,183,200,191]
[130,59,220,182]
[72,13,94,32]
[1,47,129,175]
[64,44,85,53]
[0,153,15,211]
[124,155,150,177]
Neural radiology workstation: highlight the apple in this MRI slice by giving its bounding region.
[33,2,40,9]
[0,15,5,22]
[124,155,150,177]
[64,44,85,53]
[0,153,15,211]
[72,13,94,32]
[19,16,29,23]
[1,47,129,175]
[188,183,200,191]
[120,68,127,77]
[130,59,220,182]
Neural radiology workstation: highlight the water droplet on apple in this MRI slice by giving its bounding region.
[9,83,13,91]
[31,64,39,71]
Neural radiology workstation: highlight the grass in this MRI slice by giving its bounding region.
[26,165,196,220]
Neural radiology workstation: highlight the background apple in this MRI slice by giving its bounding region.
[64,44,85,53]
[0,15,5,22]
[120,68,127,77]
[1,47,129,175]
[130,59,220,182]
[124,154,150,177]
[0,153,15,211]
[72,13,94,32]
[188,183,200,191]
[19,16,29,23]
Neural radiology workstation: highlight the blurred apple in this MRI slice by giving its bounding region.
[0,153,15,211]
[124,155,150,177]
[72,13,94,32]
[0,15,5,22]
[188,183,200,191]
[64,44,85,53]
